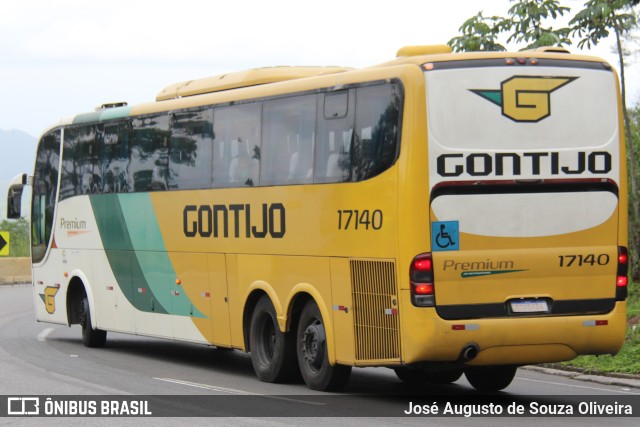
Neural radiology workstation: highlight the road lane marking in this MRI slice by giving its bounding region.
[154,377,324,406]
[37,328,54,342]
[518,377,640,394]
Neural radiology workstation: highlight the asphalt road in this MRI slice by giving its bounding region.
[0,284,638,426]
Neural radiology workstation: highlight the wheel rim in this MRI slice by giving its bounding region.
[301,318,325,372]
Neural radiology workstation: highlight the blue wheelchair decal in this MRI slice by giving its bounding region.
[432,221,459,252]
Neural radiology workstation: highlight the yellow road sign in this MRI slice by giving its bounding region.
[0,232,9,256]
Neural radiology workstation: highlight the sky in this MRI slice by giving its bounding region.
[0,0,638,138]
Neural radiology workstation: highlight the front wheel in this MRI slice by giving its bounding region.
[464,365,517,392]
[81,296,106,348]
[296,300,351,391]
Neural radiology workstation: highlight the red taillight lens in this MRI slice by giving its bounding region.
[618,250,629,266]
[413,257,432,272]
[616,246,628,300]
[414,283,434,295]
[410,253,435,307]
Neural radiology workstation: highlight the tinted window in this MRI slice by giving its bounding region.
[213,103,261,187]
[168,109,214,190]
[60,125,100,199]
[352,84,401,181]
[32,130,60,263]
[261,94,316,185]
[130,115,170,191]
[314,90,355,183]
[101,121,131,193]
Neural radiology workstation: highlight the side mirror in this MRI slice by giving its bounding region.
[7,173,28,219]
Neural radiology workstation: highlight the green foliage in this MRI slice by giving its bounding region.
[0,217,30,257]
[448,0,573,52]
[448,12,508,52]
[563,280,640,374]
[448,0,639,52]
[570,0,638,49]
[503,0,572,48]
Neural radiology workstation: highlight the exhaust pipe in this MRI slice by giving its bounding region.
[460,344,479,361]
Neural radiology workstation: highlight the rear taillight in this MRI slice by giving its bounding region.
[410,253,435,307]
[616,246,628,301]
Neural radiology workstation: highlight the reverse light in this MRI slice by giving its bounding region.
[616,246,628,300]
[410,253,435,307]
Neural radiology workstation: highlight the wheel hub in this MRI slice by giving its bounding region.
[302,321,325,370]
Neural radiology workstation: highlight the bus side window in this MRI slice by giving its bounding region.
[130,115,170,192]
[352,83,402,181]
[168,108,213,190]
[213,103,262,188]
[261,94,316,186]
[315,90,354,183]
[60,125,101,199]
[101,122,131,193]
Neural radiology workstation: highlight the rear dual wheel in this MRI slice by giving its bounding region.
[296,301,351,391]
[464,365,517,392]
[249,296,351,390]
[249,296,298,383]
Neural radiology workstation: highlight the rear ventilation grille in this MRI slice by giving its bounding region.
[350,260,400,361]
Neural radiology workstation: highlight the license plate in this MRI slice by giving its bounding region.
[510,299,549,313]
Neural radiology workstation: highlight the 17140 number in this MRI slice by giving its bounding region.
[337,209,383,230]
[558,254,610,267]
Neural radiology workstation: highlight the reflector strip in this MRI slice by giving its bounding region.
[172,290,180,296]
[333,305,349,313]
[452,324,479,331]
[106,286,114,291]
[583,320,608,327]
[201,292,210,298]
[138,287,147,294]
[384,308,398,315]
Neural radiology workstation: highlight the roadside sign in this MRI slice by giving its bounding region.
[0,232,9,256]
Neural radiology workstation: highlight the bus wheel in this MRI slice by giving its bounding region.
[394,367,463,385]
[464,365,517,392]
[81,295,106,348]
[296,300,351,391]
[249,296,297,383]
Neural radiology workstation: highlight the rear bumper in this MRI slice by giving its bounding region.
[400,294,627,366]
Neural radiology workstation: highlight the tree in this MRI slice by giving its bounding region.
[448,1,573,52]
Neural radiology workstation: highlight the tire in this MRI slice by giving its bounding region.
[394,367,463,385]
[249,296,298,383]
[296,300,351,391]
[81,295,107,348]
[464,365,517,392]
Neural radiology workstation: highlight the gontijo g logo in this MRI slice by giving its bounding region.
[471,76,578,123]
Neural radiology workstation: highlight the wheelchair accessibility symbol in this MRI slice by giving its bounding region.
[432,221,459,252]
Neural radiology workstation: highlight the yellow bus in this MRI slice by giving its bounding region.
[7,45,628,392]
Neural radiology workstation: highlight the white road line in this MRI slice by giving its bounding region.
[154,377,324,406]
[518,377,640,394]
[36,327,54,342]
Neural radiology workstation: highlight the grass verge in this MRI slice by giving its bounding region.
[561,280,640,375]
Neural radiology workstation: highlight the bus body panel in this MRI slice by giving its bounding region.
[423,62,625,331]
[21,50,627,390]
